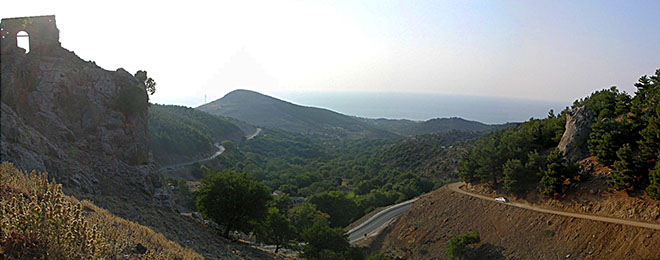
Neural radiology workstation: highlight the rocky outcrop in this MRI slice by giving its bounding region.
[1,18,289,259]
[0,44,169,207]
[558,106,594,162]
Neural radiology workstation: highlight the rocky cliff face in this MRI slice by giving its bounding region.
[558,106,594,162]
[0,47,170,207]
[0,43,284,260]
[1,18,287,258]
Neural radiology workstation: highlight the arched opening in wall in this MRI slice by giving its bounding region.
[17,31,30,53]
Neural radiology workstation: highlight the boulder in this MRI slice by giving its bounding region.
[558,106,594,163]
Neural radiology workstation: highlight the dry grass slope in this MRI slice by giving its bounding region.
[0,162,203,259]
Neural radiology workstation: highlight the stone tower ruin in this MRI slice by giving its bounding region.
[1,15,61,55]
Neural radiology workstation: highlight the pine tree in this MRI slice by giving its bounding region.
[633,69,660,168]
[540,167,560,197]
[588,120,618,165]
[608,144,634,190]
[503,159,525,194]
[647,160,660,200]
[540,149,578,197]
[540,149,565,196]
[637,106,660,170]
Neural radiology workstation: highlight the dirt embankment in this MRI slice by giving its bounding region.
[370,185,660,260]
[462,157,660,225]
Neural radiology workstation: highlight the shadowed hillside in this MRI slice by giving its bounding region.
[149,104,244,165]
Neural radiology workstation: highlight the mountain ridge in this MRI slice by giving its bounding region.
[197,89,399,139]
[357,117,516,136]
[197,89,512,138]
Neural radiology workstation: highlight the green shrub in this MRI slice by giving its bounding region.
[366,252,391,260]
[447,230,480,260]
[543,230,555,237]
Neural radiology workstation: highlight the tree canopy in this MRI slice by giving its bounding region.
[458,69,660,199]
[196,170,271,238]
[447,230,481,260]
[135,70,156,95]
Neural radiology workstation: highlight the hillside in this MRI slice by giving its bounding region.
[370,184,660,259]
[367,70,660,259]
[458,70,660,199]
[379,131,481,186]
[0,16,283,259]
[197,89,398,139]
[360,117,515,136]
[0,162,202,259]
[149,104,244,165]
[1,35,156,202]
[173,128,483,230]
[401,117,515,136]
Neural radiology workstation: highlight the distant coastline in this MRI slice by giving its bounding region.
[272,91,569,124]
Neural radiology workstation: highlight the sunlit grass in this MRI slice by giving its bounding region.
[0,162,203,259]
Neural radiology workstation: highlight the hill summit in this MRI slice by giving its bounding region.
[197,89,397,138]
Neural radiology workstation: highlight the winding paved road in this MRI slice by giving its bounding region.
[157,142,225,172]
[157,128,261,173]
[347,198,418,243]
[246,128,262,140]
[447,182,660,231]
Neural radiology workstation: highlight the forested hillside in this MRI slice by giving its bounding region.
[380,131,481,181]
[188,128,483,229]
[149,104,244,165]
[360,117,515,136]
[459,69,660,199]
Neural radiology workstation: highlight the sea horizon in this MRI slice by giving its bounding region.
[271,91,571,125]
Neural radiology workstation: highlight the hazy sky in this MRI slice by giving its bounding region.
[2,0,659,107]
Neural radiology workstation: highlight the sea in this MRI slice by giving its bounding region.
[274,92,571,125]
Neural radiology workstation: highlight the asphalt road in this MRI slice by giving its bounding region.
[347,198,418,243]
[158,142,225,172]
[158,128,260,173]
[246,128,262,140]
[447,182,660,231]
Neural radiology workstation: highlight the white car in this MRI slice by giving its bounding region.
[495,197,509,203]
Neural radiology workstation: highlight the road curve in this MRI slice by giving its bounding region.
[246,128,262,140]
[158,129,260,173]
[448,182,660,231]
[347,198,418,244]
[157,142,225,172]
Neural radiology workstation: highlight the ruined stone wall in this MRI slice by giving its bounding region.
[1,15,60,55]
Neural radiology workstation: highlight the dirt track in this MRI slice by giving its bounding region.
[448,182,660,231]
[375,183,660,259]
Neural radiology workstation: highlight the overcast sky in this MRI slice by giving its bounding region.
[2,0,659,107]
